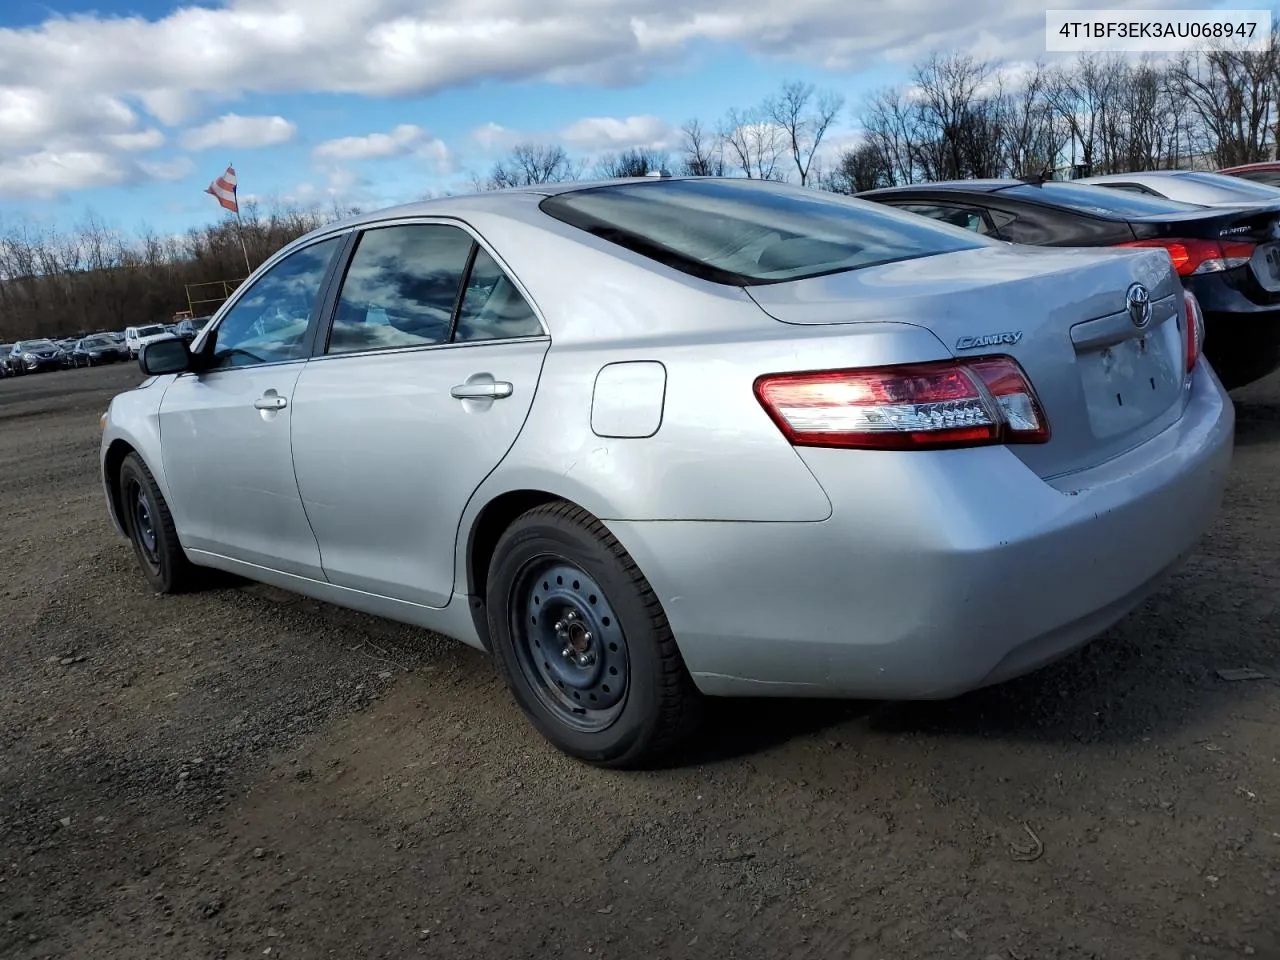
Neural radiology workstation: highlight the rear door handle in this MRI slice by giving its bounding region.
[451,381,513,400]
[254,395,288,410]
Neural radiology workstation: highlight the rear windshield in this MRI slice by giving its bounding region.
[137,325,167,336]
[1006,182,1203,216]
[539,179,987,285]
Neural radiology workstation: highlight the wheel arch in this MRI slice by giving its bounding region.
[463,489,566,650]
[103,438,139,533]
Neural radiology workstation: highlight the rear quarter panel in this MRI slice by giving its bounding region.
[457,213,958,526]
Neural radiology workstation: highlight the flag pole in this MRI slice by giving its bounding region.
[232,207,252,275]
[230,160,251,275]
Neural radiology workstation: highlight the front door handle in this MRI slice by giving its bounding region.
[254,394,288,411]
[451,381,513,400]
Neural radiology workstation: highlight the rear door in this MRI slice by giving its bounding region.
[289,221,550,608]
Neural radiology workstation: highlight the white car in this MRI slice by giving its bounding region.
[1079,170,1280,207]
[124,324,176,358]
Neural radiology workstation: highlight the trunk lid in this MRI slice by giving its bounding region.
[746,243,1188,480]
[1129,202,1280,294]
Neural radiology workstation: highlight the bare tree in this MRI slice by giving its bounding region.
[859,86,924,184]
[486,143,581,189]
[998,61,1067,178]
[678,119,726,176]
[719,107,787,180]
[1167,27,1279,167]
[593,147,670,178]
[765,81,845,186]
[911,54,1005,180]
[822,141,894,194]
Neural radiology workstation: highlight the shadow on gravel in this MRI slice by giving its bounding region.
[1232,399,1280,447]
[683,600,1271,764]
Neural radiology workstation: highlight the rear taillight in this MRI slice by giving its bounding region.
[1183,289,1206,373]
[754,356,1050,451]
[1118,237,1254,276]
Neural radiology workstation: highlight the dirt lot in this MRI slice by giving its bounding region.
[1,362,1278,960]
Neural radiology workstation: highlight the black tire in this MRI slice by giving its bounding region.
[486,501,702,768]
[118,452,200,594]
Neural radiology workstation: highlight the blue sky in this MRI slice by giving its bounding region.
[0,0,1271,238]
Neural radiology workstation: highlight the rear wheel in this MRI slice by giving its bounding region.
[486,502,702,768]
[118,453,200,594]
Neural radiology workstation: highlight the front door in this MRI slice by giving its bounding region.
[289,223,549,607]
[159,235,344,578]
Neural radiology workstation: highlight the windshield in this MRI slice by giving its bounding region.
[1006,182,1204,216]
[18,339,56,350]
[137,325,167,337]
[1175,171,1280,201]
[81,336,111,348]
[539,178,987,285]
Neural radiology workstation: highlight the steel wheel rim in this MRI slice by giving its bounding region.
[510,557,631,733]
[128,480,160,569]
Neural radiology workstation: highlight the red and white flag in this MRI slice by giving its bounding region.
[205,164,239,214]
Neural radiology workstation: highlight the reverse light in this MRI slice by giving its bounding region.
[754,356,1050,451]
[1118,237,1254,277]
[1182,289,1206,374]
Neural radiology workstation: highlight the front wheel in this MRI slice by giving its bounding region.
[118,453,200,594]
[486,502,702,768]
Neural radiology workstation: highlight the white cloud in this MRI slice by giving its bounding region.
[313,123,451,171]
[139,156,196,181]
[0,87,138,153]
[106,128,166,152]
[0,150,202,200]
[0,0,1228,200]
[559,114,677,152]
[0,151,127,199]
[179,113,297,152]
[0,0,1217,114]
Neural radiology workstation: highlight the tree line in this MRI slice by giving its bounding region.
[476,38,1277,193]
[2,34,1277,341]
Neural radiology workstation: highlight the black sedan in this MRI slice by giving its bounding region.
[69,335,130,367]
[860,178,1280,390]
[6,339,66,374]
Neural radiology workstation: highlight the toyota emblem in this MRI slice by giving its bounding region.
[1126,282,1152,328]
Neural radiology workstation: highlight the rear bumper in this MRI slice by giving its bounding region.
[607,366,1234,699]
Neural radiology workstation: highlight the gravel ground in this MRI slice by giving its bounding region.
[1,362,1278,960]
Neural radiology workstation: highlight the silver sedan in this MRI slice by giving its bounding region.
[1079,169,1280,207]
[99,177,1234,767]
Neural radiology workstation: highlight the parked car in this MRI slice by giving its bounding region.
[70,334,130,367]
[124,324,176,358]
[8,338,66,374]
[1219,161,1280,188]
[101,177,1232,767]
[173,319,200,342]
[1078,170,1280,207]
[0,345,11,378]
[860,178,1280,390]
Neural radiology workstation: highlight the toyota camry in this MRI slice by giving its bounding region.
[99,177,1234,767]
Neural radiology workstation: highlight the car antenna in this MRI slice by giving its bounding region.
[1018,168,1053,186]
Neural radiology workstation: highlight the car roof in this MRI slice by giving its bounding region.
[1219,161,1280,173]
[316,176,685,234]
[1080,171,1189,182]
[860,179,1027,196]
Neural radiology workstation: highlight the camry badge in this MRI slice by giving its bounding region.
[956,331,1023,350]
[1126,282,1152,328]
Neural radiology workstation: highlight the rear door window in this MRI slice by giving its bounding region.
[326,225,473,355]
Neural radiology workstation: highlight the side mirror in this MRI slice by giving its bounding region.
[138,337,192,376]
